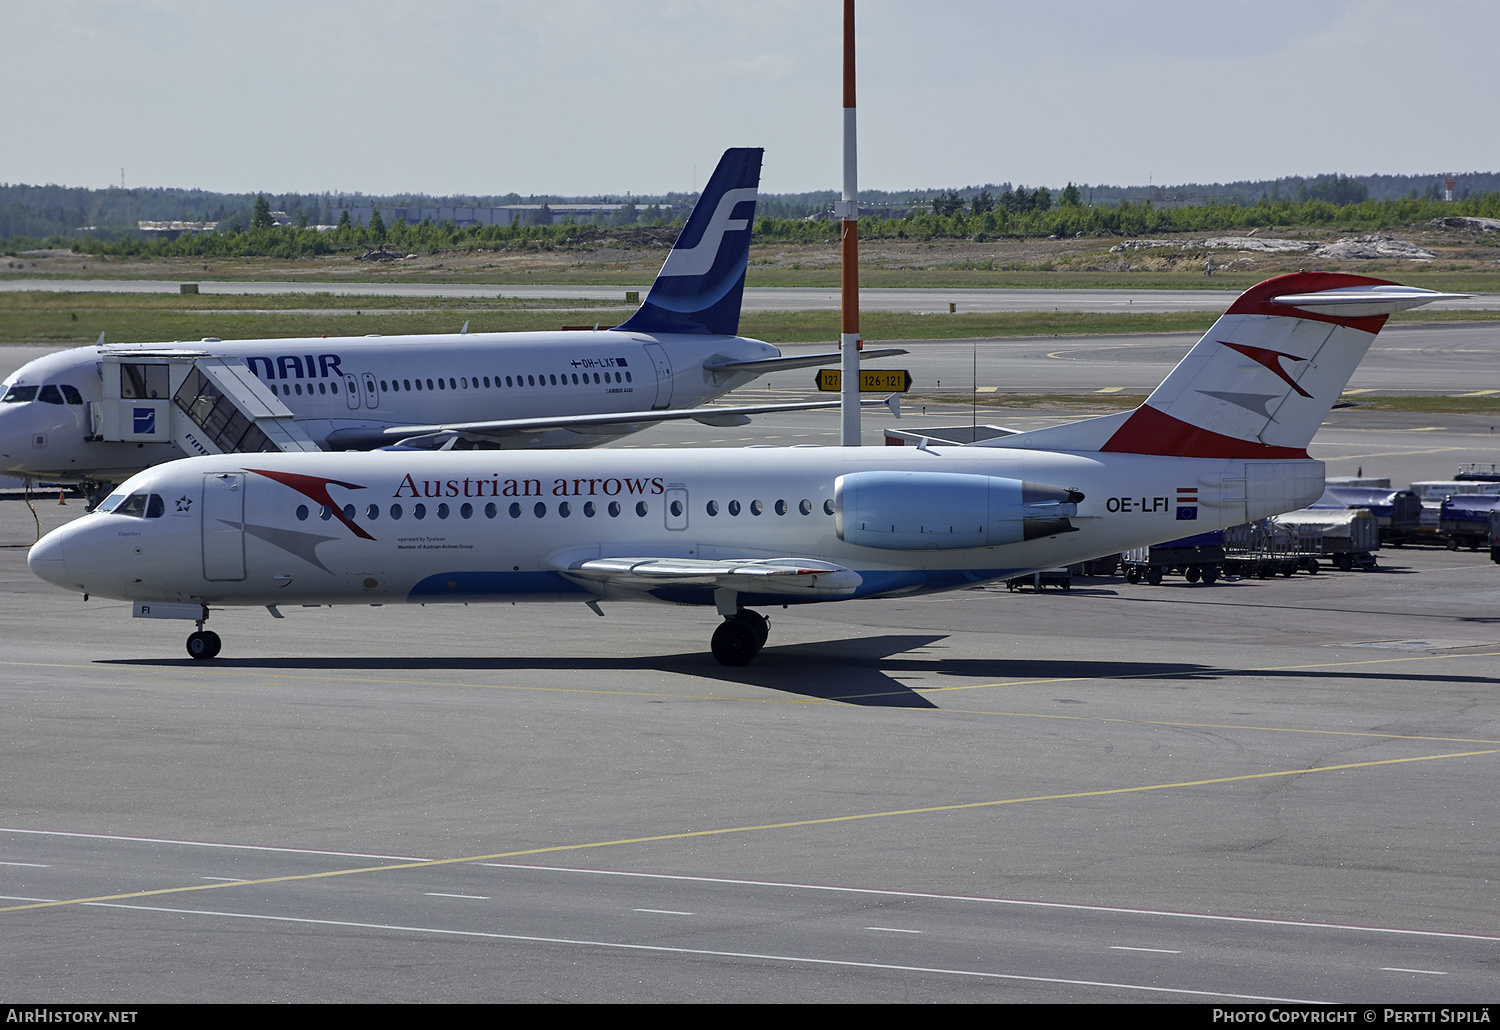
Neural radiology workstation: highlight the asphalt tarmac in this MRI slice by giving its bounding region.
[1,401,1497,1003]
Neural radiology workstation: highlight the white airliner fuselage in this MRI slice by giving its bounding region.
[0,328,776,481]
[32,445,1281,609]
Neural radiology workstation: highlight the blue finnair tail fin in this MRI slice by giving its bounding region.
[615,148,762,336]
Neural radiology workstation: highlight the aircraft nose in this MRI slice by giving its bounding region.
[28,528,75,590]
[0,403,52,471]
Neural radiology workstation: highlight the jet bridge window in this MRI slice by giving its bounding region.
[121,363,169,400]
[174,368,275,453]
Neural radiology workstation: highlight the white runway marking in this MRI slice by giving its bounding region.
[425,893,490,900]
[480,862,1500,942]
[0,826,430,862]
[1382,967,1448,975]
[634,908,694,916]
[1111,946,1181,954]
[867,927,923,934]
[0,861,50,868]
[79,899,1327,1004]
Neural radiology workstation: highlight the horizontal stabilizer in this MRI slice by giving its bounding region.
[703,347,908,376]
[1270,285,1466,317]
[378,397,888,444]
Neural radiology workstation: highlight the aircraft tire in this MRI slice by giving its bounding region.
[741,609,770,648]
[711,618,762,667]
[186,631,221,661]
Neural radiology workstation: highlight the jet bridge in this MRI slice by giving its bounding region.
[95,350,320,457]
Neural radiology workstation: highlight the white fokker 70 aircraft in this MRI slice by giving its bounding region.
[30,272,1459,665]
[0,147,900,505]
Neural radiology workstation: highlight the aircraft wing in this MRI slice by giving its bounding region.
[381,398,894,443]
[703,347,907,376]
[559,556,862,597]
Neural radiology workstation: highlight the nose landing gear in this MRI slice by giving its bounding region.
[186,610,221,660]
[186,630,222,660]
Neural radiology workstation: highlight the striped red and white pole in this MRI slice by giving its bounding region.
[839,0,861,446]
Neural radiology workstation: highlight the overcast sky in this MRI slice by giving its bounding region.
[3,1,1496,198]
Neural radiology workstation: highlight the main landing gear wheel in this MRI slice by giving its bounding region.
[711,611,768,666]
[186,630,221,661]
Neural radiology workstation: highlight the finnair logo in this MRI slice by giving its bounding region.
[133,407,156,434]
[659,187,757,278]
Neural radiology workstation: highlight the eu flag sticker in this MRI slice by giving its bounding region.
[133,407,156,434]
[1176,506,1198,521]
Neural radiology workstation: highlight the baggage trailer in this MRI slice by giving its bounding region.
[1411,481,1492,545]
[1456,463,1500,484]
[1005,568,1072,592]
[1222,520,1305,578]
[1310,486,1421,546]
[1439,494,1500,551]
[1490,510,1500,565]
[1268,508,1381,570]
[1122,532,1225,585]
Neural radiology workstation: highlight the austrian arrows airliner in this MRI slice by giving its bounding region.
[0,148,900,504]
[29,273,1460,665]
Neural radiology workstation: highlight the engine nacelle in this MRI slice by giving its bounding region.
[834,471,1082,550]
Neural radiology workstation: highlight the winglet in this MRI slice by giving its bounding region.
[614,148,763,336]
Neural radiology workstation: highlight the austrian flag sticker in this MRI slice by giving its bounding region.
[1176,487,1199,521]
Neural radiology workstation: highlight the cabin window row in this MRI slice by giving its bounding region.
[267,371,633,398]
[296,499,653,522]
[293,497,838,524]
[379,371,631,392]
[707,498,834,517]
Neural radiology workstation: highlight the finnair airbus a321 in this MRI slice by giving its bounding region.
[0,147,900,504]
[30,273,1460,665]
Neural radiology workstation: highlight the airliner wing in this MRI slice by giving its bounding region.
[380,398,890,442]
[703,347,908,376]
[559,556,862,596]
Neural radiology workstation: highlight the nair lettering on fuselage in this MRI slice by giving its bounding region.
[393,475,666,499]
[245,353,346,381]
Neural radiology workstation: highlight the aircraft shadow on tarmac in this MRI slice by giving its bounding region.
[99,632,1498,707]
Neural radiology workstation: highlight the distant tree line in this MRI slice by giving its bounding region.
[8,187,1500,259]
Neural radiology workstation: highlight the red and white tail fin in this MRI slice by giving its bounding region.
[983,272,1463,457]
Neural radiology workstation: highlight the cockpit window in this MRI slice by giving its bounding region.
[115,493,149,517]
[38,385,64,404]
[112,493,165,518]
[96,492,125,513]
[2,385,37,403]
[60,385,83,405]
